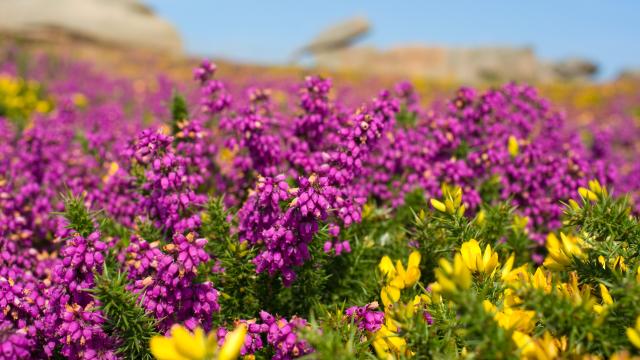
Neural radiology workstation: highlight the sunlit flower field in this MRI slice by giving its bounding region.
[1,48,640,359]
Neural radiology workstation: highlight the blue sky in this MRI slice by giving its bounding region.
[145,0,639,79]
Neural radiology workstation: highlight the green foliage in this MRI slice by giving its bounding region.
[318,191,431,307]
[201,196,233,246]
[478,175,502,204]
[60,192,95,237]
[200,196,264,321]
[563,192,640,246]
[301,307,374,360]
[413,204,479,283]
[520,286,597,350]
[209,239,263,322]
[319,235,382,307]
[453,140,471,159]
[99,216,131,245]
[475,202,513,244]
[90,265,158,360]
[454,298,518,359]
[395,105,417,127]
[170,91,189,135]
[136,219,165,243]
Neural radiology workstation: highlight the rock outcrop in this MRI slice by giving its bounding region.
[294,16,370,58]
[617,68,640,81]
[299,17,598,83]
[0,0,182,54]
[314,45,543,83]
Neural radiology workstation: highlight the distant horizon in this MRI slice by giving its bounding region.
[145,0,640,80]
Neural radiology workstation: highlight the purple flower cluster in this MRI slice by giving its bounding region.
[124,233,220,332]
[237,88,400,283]
[46,231,115,359]
[128,129,204,233]
[54,303,115,359]
[219,102,282,177]
[56,232,107,297]
[174,118,218,190]
[0,54,226,358]
[0,250,51,358]
[293,76,332,148]
[359,83,609,240]
[260,311,313,360]
[0,321,30,360]
[195,60,232,115]
[345,302,385,332]
[214,312,312,359]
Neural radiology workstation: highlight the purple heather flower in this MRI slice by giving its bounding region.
[259,311,313,360]
[345,302,385,332]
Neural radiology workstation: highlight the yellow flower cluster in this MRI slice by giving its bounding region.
[0,74,52,122]
[501,264,625,358]
[378,251,421,307]
[431,253,471,298]
[429,240,567,358]
[150,323,246,360]
[430,183,466,216]
[511,331,567,360]
[429,239,501,299]
[542,232,586,270]
[374,251,423,359]
[578,179,608,203]
[543,228,629,278]
[460,239,499,276]
[369,181,640,359]
[426,237,631,359]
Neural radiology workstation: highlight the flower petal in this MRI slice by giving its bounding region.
[218,324,247,360]
[171,325,206,359]
[150,336,188,360]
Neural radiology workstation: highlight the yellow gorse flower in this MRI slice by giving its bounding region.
[430,198,447,213]
[627,316,640,349]
[379,251,421,307]
[0,74,54,128]
[612,256,628,273]
[512,331,567,360]
[483,300,536,333]
[597,255,628,273]
[431,253,472,298]
[371,323,410,360]
[578,179,607,202]
[376,253,423,358]
[529,268,553,294]
[508,135,519,158]
[150,323,247,360]
[72,92,88,108]
[543,233,585,270]
[460,239,499,276]
[476,209,486,225]
[500,255,530,286]
[430,183,465,216]
[593,283,614,315]
[102,161,120,183]
[512,215,529,232]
